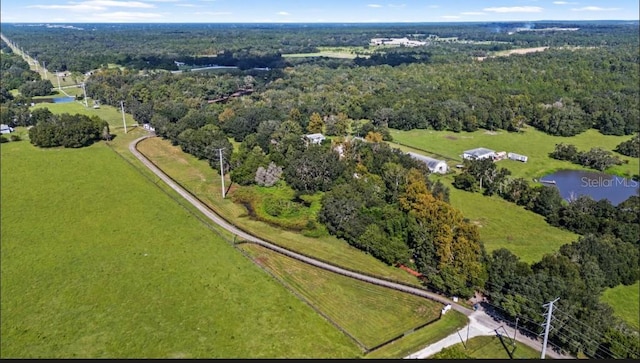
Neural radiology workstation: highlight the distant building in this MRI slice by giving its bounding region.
[370,37,427,47]
[462,148,496,161]
[508,152,528,163]
[305,133,326,145]
[0,124,14,134]
[407,152,448,174]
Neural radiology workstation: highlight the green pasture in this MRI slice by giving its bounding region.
[389,128,639,179]
[444,178,579,263]
[32,101,137,131]
[600,281,640,332]
[429,335,541,359]
[136,136,421,285]
[0,140,361,358]
[239,243,444,350]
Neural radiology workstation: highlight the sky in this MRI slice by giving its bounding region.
[1,0,638,23]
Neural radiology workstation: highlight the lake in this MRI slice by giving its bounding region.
[540,170,639,206]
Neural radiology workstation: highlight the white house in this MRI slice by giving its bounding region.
[407,152,449,174]
[0,124,14,134]
[305,133,326,145]
[508,152,528,163]
[462,147,496,161]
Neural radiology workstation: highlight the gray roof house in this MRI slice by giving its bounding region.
[462,147,496,160]
[407,152,449,174]
[305,133,326,145]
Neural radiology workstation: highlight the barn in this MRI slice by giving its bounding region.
[407,152,449,174]
[462,147,496,161]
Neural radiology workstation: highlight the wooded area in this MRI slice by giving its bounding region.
[1,20,638,358]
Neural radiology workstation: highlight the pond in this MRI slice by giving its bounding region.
[540,170,639,206]
[31,96,76,104]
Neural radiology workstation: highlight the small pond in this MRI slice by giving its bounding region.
[540,170,639,206]
[31,96,76,104]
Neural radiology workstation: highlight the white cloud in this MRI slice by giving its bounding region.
[91,11,164,21]
[199,11,231,15]
[553,1,578,4]
[367,4,383,8]
[461,12,486,15]
[571,6,620,11]
[85,1,155,8]
[277,11,290,16]
[441,15,461,19]
[28,1,155,12]
[483,6,543,13]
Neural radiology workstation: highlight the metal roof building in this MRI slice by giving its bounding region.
[407,152,449,174]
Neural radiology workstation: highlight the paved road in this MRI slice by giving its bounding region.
[129,135,572,359]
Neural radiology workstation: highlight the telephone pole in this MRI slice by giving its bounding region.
[56,70,61,90]
[81,83,88,107]
[43,61,47,79]
[120,101,127,134]
[217,148,226,199]
[541,298,559,359]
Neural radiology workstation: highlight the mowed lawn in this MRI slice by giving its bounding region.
[0,140,360,358]
[239,243,444,350]
[389,128,639,179]
[600,281,640,332]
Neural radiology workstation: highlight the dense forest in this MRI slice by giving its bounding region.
[1,21,638,358]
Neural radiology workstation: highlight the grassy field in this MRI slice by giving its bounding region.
[136,136,421,285]
[365,311,468,359]
[239,244,444,351]
[0,140,362,358]
[389,128,639,179]
[283,46,374,59]
[430,335,541,359]
[600,281,640,331]
[445,180,578,263]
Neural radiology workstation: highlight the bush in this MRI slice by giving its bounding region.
[0,136,8,143]
[9,134,21,142]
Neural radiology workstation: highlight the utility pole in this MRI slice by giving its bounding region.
[217,148,226,198]
[56,70,61,90]
[43,61,47,79]
[513,317,519,346]
[541,298,559,359]
[120,101,127,134]
[81,83,88,107]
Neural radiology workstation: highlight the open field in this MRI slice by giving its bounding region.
[430,335,541,359]
[444,179,579,263]
[136,136,421,285]
[600,281,640,331]
[0,140,361,358]
[389,128,639,180]
[239,243,445,351]
[283,46,373,59]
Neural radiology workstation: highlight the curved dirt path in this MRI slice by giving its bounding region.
[129,134,571,359]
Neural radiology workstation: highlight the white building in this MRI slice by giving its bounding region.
[370,37,427,47]
[305,133,326,145]
[0,124,14,134]
[407,152,449,174]
[508,152,528,163]
[462,148,496,161]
